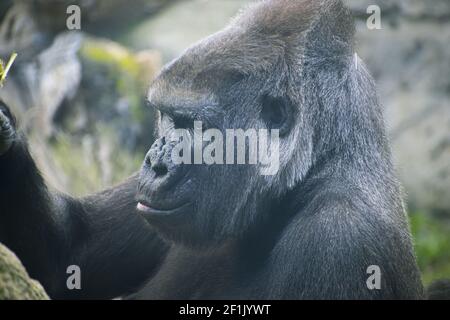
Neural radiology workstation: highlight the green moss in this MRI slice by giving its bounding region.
[0,52,18,87]
[0,243,49,300]
[410,212,450,285]
[81,40,140,78]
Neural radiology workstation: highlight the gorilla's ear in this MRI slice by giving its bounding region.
[260,94,293,136]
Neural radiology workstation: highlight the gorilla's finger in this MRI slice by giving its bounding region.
[0,107,16,155]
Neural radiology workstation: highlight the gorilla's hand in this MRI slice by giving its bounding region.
[0,101,16,156]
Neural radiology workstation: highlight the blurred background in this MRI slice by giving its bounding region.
[0,0,448,285]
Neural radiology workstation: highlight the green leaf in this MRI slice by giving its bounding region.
[0,52,18,87]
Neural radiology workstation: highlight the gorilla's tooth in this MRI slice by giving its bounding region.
[137,202,151,211]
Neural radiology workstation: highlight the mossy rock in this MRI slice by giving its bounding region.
[0,243,49,300]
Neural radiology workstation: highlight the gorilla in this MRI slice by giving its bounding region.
[0,0,424,299]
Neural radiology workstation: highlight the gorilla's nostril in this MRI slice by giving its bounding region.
[152,162,168,177]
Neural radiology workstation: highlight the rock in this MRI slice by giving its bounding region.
[0,243,49,300]
[0,0,176,42]
[346,0,450,20]
[398,0,450,20]
[37,32,83,138]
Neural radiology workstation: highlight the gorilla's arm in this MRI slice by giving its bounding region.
[0,107,167,299]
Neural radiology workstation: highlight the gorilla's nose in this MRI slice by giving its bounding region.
[145,136,171,178]
[151,160,168,177]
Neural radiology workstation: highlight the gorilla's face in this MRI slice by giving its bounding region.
[135,2,318,246]
[135,48,297,247]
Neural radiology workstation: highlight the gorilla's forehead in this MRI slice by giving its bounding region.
[234,0,319,36]
[147,0,346,112]
[147,78,218,116]
[157,0,320,77]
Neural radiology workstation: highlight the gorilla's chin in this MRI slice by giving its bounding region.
[137,200,199,244]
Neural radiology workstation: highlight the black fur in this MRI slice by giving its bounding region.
[0,0,424,299]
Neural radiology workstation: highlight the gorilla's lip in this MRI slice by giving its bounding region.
[136,198,191,216]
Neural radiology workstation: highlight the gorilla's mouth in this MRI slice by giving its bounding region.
[136,198,191,216]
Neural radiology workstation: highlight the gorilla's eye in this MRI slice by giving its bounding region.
[260,95,292,136]
[173,115,193,130]
[172,115,209,132]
